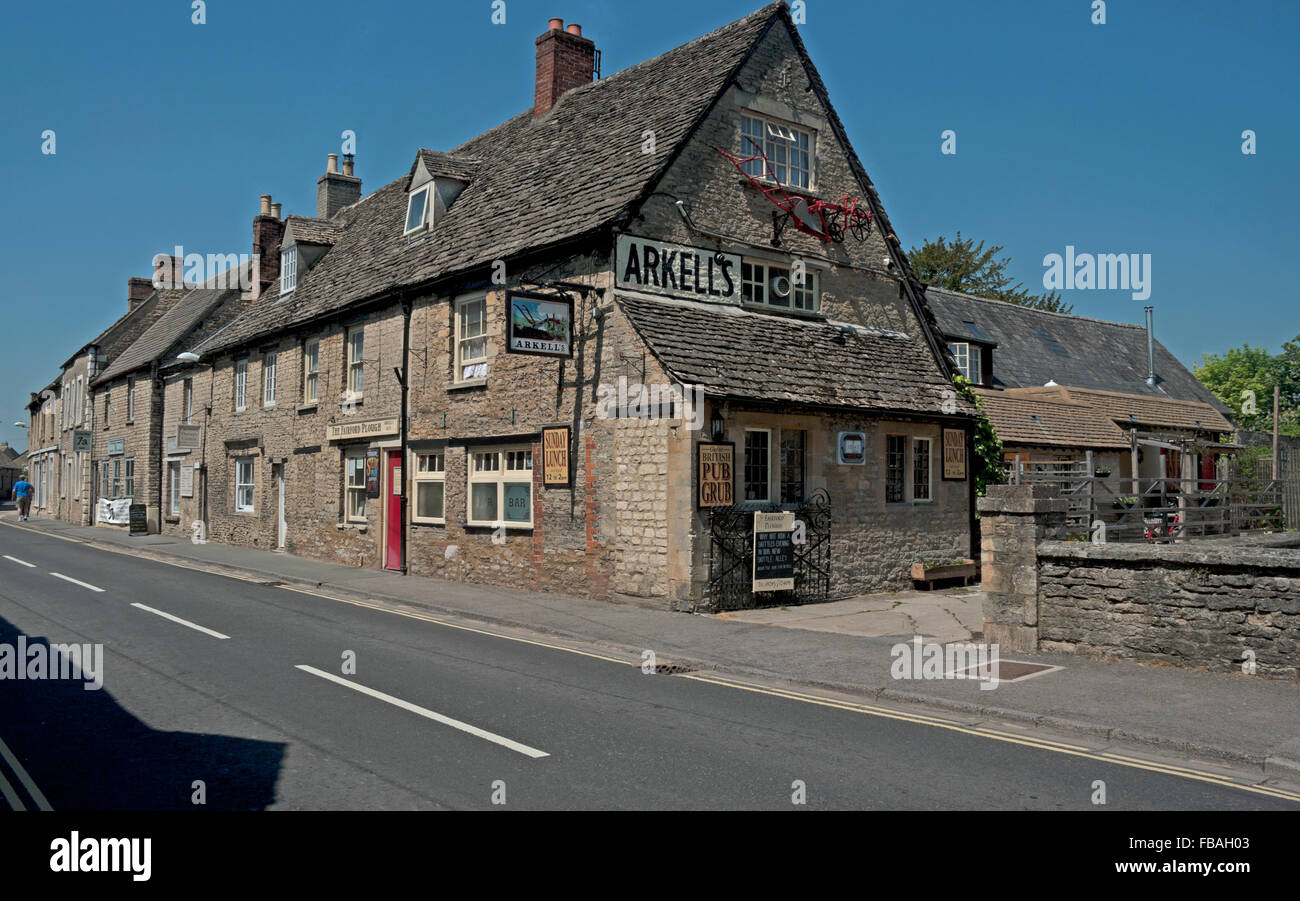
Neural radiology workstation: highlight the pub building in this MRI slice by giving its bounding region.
[79,3,980,610]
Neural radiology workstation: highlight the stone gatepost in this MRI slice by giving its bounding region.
[977,484,1068,653]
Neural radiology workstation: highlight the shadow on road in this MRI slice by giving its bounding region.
[0,613,285,810]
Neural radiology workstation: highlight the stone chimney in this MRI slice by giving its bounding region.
[152,254,187,290]
[127,276,155,312]
[534,18,596,117]
[317,153,361,219]
[253,193,285,298]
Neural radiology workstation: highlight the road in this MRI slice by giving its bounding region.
[0,522,1295,810]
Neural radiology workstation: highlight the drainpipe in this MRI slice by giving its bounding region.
[398,295,412,574]
[1145,305,1156,388]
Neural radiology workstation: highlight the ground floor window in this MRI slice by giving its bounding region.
[112,459,122,499]
[345,451,367,522]
[912,438,932,502]
[101,461,110,499]
[169,462,180,515]
[124,458,134,499]
[467,447,533,527]
[744,429,771,501]
[886,435,906,503]
[413,452,445,523]
[780,430,806,503]
[236,457,255,512]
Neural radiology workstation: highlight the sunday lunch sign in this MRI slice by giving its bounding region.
[617,235,742,302]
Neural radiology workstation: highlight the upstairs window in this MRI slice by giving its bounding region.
[741,260,818,312]
[235,359,248,411]
[303,339,319,403]
[455,295,488,382]
[280,246,297,295]
[405,185,432,235]
[263,351,278,406]
[740,114,812,189]
[949,342,982,385]
[183,378,193,424]
[127,377,135,422]
[346,327,365,398]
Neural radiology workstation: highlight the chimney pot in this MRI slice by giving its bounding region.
[327,153,339,174]
[534,19,596,117]
[342,154,355,177]
[548,17,563,31]
[271,202,282,219]
[566,23,582,36]
[260,194,272,216]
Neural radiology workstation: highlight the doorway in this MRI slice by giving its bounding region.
[385,451,402,570]
[274,463,286,550]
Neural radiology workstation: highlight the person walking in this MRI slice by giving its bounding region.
[12,475,33,520]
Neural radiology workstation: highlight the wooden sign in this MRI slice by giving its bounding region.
[326,417,399,442]
[697,442,735,508]
[177,424,201,450]
[943,428,967,480]
[180,464,195,497]
[616,235,742,302]
[541,426,571,488]
[753,511,796,592]
[507,292,572,358]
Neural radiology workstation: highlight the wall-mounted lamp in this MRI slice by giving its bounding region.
[710,406,726,441]
[176,352,201,363]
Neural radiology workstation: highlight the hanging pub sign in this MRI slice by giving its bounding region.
[541,426,571,488]
[365,449,381,499]
[753,511,796,592]
[616,235,741,302]
[507,292,573,358]
[943,428,967,480]
[837,431,866,465]
[697,442,735,508]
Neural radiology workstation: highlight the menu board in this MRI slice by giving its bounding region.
[753,511,796,592]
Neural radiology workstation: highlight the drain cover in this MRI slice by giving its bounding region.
[948,659,1063,683]
[646,662,697,676]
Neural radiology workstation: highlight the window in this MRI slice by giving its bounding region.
[413,452,445,523]
[101,461,109,500]
[168,462,180,515]
[948,342,981,384]
[744,429,771,502]
[62,382,69,429]
[740,260,818,312]
[405,186,431,234]
[263,351,278,406]
[127,378,135,422]
[467,447,533,527]
[235,360,248,411]
[112,459,122,499]
[346,327,365,398]
[183,378,193,424]
[740,114,812,189]
[280,246,297,295]
[125,459,134,499]
[912,438,932,502]
[886,435,906,504]
[235,457,255,512]
[780,430,806,504]
[455,295,488,382]
[104,389,111,428]
[303,339,319,403]
[345,451,368,522]
[76,376,84,425]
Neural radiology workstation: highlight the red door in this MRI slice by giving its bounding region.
[385,452,402,570]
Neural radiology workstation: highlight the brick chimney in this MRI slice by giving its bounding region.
[127,276,155,312]
[152,254,186,290]
[317,153,361,219]
[253,193,285,298]
[534,19,595,117]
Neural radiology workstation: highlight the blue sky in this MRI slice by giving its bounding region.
[2,0,1297,451]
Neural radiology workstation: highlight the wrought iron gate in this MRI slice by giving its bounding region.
[705,489,832,611]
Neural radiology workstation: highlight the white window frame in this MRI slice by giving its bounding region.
[183,378,193,424]
[169,461,181,515]
[263,351,278,407]
[235,456,255,512]
[740,113,813,189]
[949,342,981,384]
[912,437,933,503]
[412,452,446,524]
[235,359,248,411]
[455,294,488,383]
[127,377,135,422]
[345,450,368,523]
[280,246,297,295]
[740,260,819,312]
[76,376,84,426]
[404,185,432,235]
[346,327,365,399]
[466,446,533,528]
[303,338,319,404]
[743,428,773,503]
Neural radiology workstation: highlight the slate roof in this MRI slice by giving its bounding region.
[285,216,343,245]
[95,287,238,385]
[974,388,1129,449]
[415,149,480,182]
[617,292,977,417]
[926,287,1230,413]
[1009,386,1233,433]
[202,2,786,356]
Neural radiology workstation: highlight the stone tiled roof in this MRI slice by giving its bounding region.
[415,149,480,182]
[1010,386,1233,433]
[203,2,786,356]
[617,292,977,417]
[974,388,1129,449]
[95,288,237,385]
[926,287,1231,414]
[284,215,343,245]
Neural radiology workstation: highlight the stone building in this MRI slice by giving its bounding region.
[28,3,982,609]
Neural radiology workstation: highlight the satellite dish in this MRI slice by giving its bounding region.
[770,275,792,298]
[789,197,825,237]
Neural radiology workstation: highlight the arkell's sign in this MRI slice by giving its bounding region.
[616,235,741,301]
[507,292,573,358]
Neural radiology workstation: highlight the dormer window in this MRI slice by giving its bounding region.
[280,246,297,295]
[405,185,432,235]
[949,342,982,384]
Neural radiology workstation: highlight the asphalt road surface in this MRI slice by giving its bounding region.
[0,523,1295,811]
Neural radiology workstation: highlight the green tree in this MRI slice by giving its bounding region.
[1195,339,1300,438]
[953,374,1005,497]
[908,231,1072,313]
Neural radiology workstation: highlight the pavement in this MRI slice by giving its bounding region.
[5,508,1300,785]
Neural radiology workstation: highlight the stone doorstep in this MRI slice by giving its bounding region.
[5,515,1299,787]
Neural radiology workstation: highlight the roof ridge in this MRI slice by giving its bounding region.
[925,285,1151,331]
